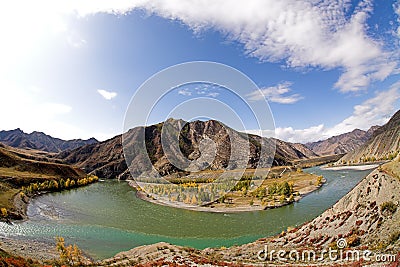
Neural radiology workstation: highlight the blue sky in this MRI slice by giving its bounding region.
[0,0,399,143]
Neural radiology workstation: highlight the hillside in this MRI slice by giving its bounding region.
[339,110,400,164]
[305,126,379,156]
[0,143,86,219]
[58,119,318,179]
[0,144,85,186]
[0,128,98,153]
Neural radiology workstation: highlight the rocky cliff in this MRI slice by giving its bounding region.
[58,119,317,179]
[306,126,379,156]
[339,110,400,163]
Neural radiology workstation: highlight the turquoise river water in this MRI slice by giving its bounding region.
[0,166,373,259]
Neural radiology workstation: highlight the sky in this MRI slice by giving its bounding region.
[0,0,399,143]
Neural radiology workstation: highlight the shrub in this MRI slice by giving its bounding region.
[389,232,400,244]
[249,198,254,206]
[315,176,323,186]
[380,201,397,214]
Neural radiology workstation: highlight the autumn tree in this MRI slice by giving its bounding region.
[56,236,83,266]
[1,208,8,217]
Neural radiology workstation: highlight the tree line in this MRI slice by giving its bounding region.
[22,175,99,194]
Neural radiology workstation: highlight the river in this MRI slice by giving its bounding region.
[0,166,373,260]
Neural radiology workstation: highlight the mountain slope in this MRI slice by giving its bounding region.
[339,110,400,163]
[58,119,317,179]
[0,129,98,153]
[0,143,86,186]
[305,126,379,156]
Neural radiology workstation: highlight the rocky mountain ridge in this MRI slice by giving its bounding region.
[339,110,400,164]
[305,126,379,156]
[0,128,98,153]
[58,119,318,179]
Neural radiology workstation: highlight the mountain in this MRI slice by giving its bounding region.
[339,110,400,164]
[58,119,317,179]
[0,128,98,153]
[305,126,379,156]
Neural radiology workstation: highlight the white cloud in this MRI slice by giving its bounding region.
[326,82,400,136]
[59,0,396,93]
[248,124,326,144]
[247,82,303,104]
[97,89,117,100]
[394,1,400,37]
[1,1,397,93]
[178,88,192,96]
[248,82,400,143]
[0,79,74,139]
[0,79,117,141]
[177,85,220,97]
[206,92,220,97]
[67,32,87,48]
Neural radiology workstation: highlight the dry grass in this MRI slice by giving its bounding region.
[0,167,56,180]
[0,183,19,211]
[381,155,400,180]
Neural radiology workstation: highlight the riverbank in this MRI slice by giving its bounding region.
[0,175,99,223]
[128,171,326,213]
[323,163,380,170]
[0,166,374,263]
[0,236,59,261]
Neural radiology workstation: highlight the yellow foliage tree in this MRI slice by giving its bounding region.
[191,195,197,205]
[1,208,7,217]
[315,176,323,186]
[56,236,83,266]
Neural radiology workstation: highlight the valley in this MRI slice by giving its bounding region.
[0,110,398,266]
[0,166,373,261]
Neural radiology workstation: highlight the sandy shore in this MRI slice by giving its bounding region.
[323,164,379,171]
[134,188,268,212]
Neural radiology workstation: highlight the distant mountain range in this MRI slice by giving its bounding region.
[339,109,400,163]
[305,126,379,156]
[57,119,318,179]
[2,109,399,177]
[0,129,98,153]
